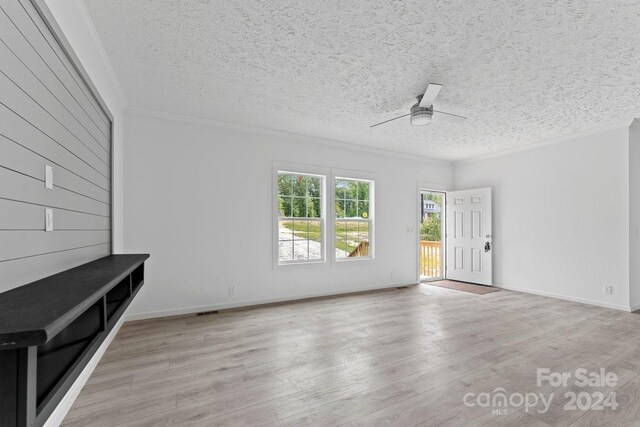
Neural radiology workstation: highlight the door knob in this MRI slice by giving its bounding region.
[484,242,491,252]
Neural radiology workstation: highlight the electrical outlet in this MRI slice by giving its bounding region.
[45,208,53,231]
[45,165,53,189]
[604,285,613,296]
[228,285,236,295]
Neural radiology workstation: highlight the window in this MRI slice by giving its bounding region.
[277,172,325,264]
[335,178,374,260]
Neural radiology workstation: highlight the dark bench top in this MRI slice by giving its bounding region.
[0,254,149,349]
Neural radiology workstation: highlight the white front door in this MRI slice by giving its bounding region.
[446,188,492,285]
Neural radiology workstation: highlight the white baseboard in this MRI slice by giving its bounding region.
[629,302,640,312]
[497,284,632,312]
[125,281,419,321]
[43,315,126,427]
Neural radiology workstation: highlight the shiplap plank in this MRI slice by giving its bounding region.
[0,0,112,294]
[0,243,110,293]
[0,230,110,262]
[0,134,109,204]
[0,9,110,151]
[0,199,110,231]
[0,72,110,176]
[0,105,110,190]
[0,40,109,161]
[1,1,110,136]
[0,167,110,217]
[0,198,42,229]
[15,0,110,128]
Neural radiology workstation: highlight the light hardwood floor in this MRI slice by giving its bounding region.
[62,285,640,426]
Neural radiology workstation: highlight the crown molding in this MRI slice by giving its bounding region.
[33,0,128,118]
[455,119,635,165]
[72,0,127,109]
[125,105,453,167]
[126,106,637,167]
[629,118,640,130]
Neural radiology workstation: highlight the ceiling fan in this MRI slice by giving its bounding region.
[371,83,467,128]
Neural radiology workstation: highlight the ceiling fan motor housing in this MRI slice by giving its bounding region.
[410,102,432,126]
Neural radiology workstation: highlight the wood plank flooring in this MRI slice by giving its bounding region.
[61,285,640,426]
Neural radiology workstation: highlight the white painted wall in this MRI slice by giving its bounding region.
[123,110,453,319]
[629,120,640,310]
[455,126,631,310]
[43,0,127,252]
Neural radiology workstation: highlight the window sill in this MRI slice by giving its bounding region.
[335,257,375,264]
[275,259,328,268]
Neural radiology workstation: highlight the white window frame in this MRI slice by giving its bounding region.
[273,165,328,267]
[331,172,375,263]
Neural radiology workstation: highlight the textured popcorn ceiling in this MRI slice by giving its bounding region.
[84,0,640,160]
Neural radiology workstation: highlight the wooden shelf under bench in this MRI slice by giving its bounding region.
[0,254,149,427]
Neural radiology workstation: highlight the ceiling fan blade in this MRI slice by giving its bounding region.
[432,110,467,123]
[419,83,442,108]
[370,113,410,128]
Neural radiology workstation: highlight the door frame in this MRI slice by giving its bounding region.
[415,187,447,283]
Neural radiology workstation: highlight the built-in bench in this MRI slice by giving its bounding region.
[0,254,149,427]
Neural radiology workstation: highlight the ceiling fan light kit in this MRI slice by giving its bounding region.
[410,97,432,126]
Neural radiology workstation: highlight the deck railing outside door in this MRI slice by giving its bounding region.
[420,240,442,278]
